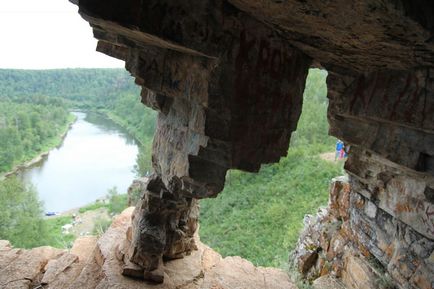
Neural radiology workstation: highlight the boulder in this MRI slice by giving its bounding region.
[0,246,64,288]
[0,208,296,289]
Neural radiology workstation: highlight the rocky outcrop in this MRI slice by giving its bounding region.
[0,208,295,289]
[121,176,199,281]
[71,0,312,280]
[126,177,148,206]
[0,236,96,289]
[294,177,434,289]
[69,0,434,286]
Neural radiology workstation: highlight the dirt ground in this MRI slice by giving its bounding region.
[49,207,111,238]
[320,152,336,162]
[319,151,347,163]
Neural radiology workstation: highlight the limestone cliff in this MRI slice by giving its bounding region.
[66,0,434,287]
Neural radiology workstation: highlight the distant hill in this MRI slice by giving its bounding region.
[0,68,139,108]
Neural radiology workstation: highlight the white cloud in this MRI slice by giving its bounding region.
[0,0,124,69]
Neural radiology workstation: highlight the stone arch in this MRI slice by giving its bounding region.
[71,0,434,286]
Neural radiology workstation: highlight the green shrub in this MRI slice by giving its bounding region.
[0,177,48,248]
[107,187,128,215]
[92,217,112,236]
[78,202,108,214]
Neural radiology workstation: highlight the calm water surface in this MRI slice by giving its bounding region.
[19,111,139,212]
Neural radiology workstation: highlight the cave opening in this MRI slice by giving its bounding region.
[199,67,344,268]
[1,1,433,288]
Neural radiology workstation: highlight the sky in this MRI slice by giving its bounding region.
[0,0,124,69]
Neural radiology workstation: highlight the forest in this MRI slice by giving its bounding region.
[0,68,343,269]
[0,68,138,108]
[0,68,156,175]
[0,101,72,173]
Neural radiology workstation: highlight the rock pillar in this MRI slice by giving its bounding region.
[71,0,311,281]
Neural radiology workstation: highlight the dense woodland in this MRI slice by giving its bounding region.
[0,69,138,108]
[0,68,342,268]
[0,68,156,175]
[0,101,72,173]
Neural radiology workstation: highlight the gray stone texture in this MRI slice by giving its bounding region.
[69,0,434,286]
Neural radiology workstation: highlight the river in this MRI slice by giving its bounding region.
[19,111,139,213]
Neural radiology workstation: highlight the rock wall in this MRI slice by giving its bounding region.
[294,173,434,289]
[295,66,434,288]
[70,0,434,286]
[326,68,434,288]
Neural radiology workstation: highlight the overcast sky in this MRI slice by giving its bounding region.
[0,0,124,69]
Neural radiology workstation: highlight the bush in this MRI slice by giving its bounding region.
[200,147,343,267]
[107,187,128,215]
[43,216,76,249]
[78,202,108,214]
[0,177,48,248]
[92,217,112,236]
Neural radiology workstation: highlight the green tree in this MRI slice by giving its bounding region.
[0,101,72,173]
[107,187,128,214]
[0,177,48,248]
[290,68,334,148]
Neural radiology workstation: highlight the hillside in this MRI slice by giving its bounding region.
[0,68,156,175]
[0,68,138,108]
[200,69,343,267]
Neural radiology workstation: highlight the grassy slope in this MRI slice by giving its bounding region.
[199,69,344,267]
[44,216,76,248]
[200,146,343,267]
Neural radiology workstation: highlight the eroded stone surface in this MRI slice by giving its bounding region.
[0,246,64,289]
[70,1,313,277]
[313,275,346,289]
[0,208,295,289]
[295,176,434,289]
[69,0,434,287]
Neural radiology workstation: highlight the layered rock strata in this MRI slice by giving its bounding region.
[294,176,434,289]
[70,0,434,286]
[0,208,295,289]
[324,66,434,288]
[71,0,311,280]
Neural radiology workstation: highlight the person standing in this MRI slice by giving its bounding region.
[335,140,344,161]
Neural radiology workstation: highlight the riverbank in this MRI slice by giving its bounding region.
[43,190,129,248]
[97,109,147,146]
[0,113,77,180]
[96,109,154,175]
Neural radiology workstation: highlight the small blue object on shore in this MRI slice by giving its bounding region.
[45,212,58,216]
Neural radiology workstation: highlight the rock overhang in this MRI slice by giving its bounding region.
[69,0,434,286]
